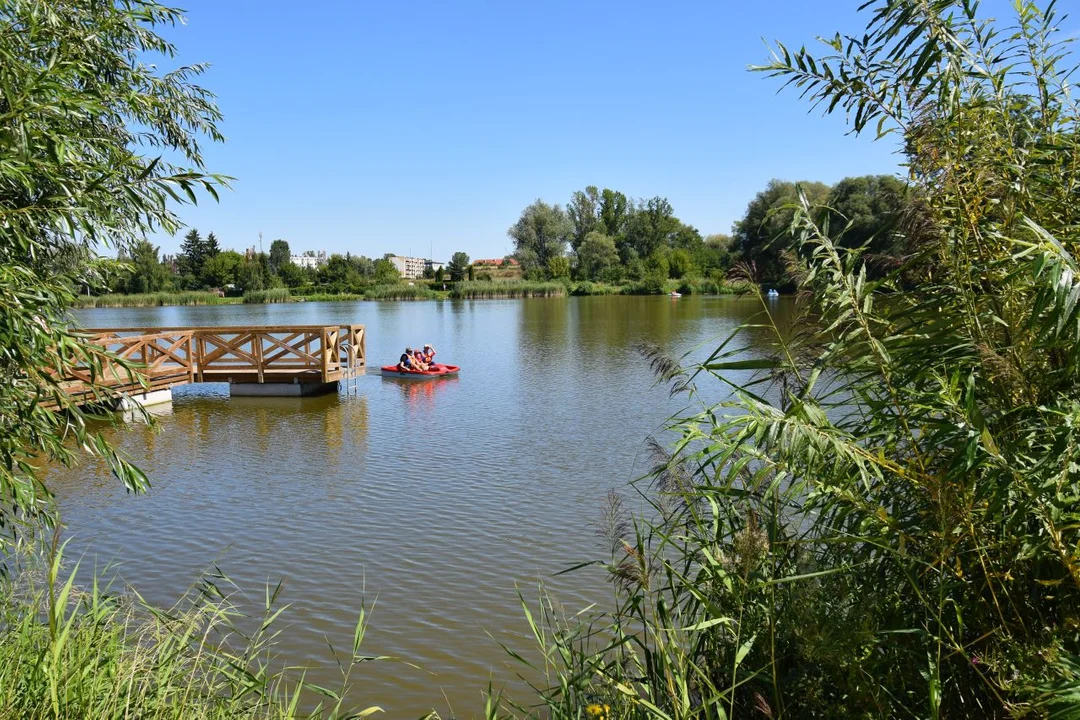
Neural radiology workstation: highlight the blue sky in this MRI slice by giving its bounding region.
[156,1,914,260]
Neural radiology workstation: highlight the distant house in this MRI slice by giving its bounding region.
[425,259,446,273]
[290,251,326,269]
[474,258,518,267]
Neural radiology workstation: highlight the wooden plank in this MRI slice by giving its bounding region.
[262,332,320,366]
[254,332,264,383]
[199,332,258,366]
[321,328,331,382]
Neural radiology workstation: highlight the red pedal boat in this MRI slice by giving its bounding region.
[380,363,460,379]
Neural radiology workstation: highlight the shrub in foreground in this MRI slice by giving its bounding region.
[0,542,387,719]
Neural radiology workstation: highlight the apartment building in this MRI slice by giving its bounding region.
[388,254,428,279]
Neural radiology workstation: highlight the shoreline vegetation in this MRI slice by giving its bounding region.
[74,279,755,308]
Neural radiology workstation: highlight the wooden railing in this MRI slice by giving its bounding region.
[77,324,366,393]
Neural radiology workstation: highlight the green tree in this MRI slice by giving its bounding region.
[0,0,224,538]
[448,251,470,282]
[277,261,306,288]
[434,266,445,283]
[201,250,242,288]
[732,179,831,285]
[598,188,631,237]
[567,186,602,251]
[575,231,620,280]
[667,248,693,278]
[119,240,170,293]
[348,255,375,277]
[691,232,733,274]
[178,228,205,279]
[319,254,360,289]
[826,175,909,266]
[268,239,290,273]
[547,255,570,279]
[236,258,266,292]
[204,231,221,259]
[623,196,681,260]
[373,258,399,284]
[509,200,571,277]
[644,250,669,278]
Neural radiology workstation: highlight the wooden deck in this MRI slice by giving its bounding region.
[64,324,366,402]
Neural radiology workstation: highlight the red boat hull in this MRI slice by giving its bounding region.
[380,363,460,378]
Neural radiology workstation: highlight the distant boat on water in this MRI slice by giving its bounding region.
[766,288,780,298]
[669,291,682,298]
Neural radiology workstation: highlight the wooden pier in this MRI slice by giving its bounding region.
[65,324,366,403]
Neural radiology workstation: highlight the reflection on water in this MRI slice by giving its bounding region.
[58,296,795,718]
[382,375,460,415]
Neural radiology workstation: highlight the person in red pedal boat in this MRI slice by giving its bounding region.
[398,347,419,372]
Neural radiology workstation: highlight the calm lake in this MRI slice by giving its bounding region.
[57,295,788,718]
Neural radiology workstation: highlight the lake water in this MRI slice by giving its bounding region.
[56,295,786,718]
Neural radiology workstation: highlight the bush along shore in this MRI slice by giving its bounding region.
[73,291,240,308]
[79,278,755,307]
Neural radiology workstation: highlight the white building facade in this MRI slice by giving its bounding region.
[290,251,326,269]
[388,255,428,279]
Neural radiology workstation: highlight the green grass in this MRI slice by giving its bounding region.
[450,280,565,298]
[242,287,292,304]
[0,541,390,720]
[73,292,238,308]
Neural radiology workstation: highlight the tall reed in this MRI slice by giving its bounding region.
[299,292,364,302]
[504,2,1080,717]
[363,284,438,300]
[73,292,236,308]
[0,541,389,719]
[242,288,292,304]
[450,281,565,299]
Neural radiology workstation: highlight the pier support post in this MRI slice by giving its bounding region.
[116,388,173,421]
[118,388,173,409]
[228,381,339,397]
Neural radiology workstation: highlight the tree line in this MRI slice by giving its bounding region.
[115,176,907,297]
[506,174,908,289]
[111,231,401,295]
[114,176,907,297]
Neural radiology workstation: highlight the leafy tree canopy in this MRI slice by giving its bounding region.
[0,0,224,539]
[575,231,620,281]
[448,252,470,282]
[268,239,290,271]
[731,179,830,285]
[509,200,572,277]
